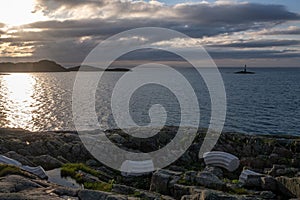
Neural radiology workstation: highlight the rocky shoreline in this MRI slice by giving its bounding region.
[0,127,299,199]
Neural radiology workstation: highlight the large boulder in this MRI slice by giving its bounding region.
[29,155,63,170]
[267,164,298,177]
[150,170,182,195]
[3,151,34,166]
[243,175,295,198]
[182,189,246,200]
[272,147,293,159]
[112,184,135,195]
[78,190,108,200]
[0,175,42,193]
[194,172,226,191]
[204,166,223,179]
[276,176,300,198]
[172,184,195,200]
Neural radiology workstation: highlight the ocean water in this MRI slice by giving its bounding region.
[0,67,299,136]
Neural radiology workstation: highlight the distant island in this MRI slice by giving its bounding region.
[0,60,68,72]
[0,60,130,73]
[235,65,255,74]
[68,65,131,72]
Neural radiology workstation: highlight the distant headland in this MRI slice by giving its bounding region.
[0,60,67,72]
[0,60,130,73]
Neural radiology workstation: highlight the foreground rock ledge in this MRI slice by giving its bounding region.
[0,127,299,199]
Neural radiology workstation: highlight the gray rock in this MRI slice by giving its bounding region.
[0,175,42,193]
[78,170,100,183]
[86,159,99,167]
[182,171,197,183]
[243,175,295,198]
[30,155,63,170]
[161,195,176,200]
[243,175,262,189]
[261,176,278,191]
[172,184,194,200]
[272,147,293,159]
[260,191,276,199]
[204,166,223,179]
[268,154,279,164]
[267,165,285,176]
[106,195,127,200]
[194,172,226,191]
[109,134,127,144]
[262,176,295,198]
[112,184,135,195]
[267,164,298,177]
[180,193,202,200]
[137,190,162,200]
[276,176,300,197]
[78,190,110,200]
[201,190,239,200]
[4,151,34,166]
[53,186,79,197]
[150,170,182,195]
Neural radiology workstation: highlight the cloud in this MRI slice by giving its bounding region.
[0,22,5,34]
[259,26,300,35]
[209,39,300,48]
[173,3,300,24]
[91,48,300,61]
[209,49,300,59]
[20,1,300,40]
[1,0,300,66]
[34,0,300,24]
[34,0,171,20]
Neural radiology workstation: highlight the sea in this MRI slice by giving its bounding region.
[0,67,299,136]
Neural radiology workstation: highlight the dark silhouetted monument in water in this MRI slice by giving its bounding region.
[235,65,255,74]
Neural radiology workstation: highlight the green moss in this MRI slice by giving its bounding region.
[0,164,23,177]
[61,163,102,178]
[261,138,276,145]
[232,179,239,184]
[223,178,239,184]
[83,181,113,192]
[132,191,142,197]
[229,187,249,195]
[61,163,114,192]
[177,178,192,186]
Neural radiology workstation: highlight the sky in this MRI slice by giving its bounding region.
[0,0,299,67]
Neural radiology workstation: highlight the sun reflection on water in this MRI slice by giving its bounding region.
[0,74,38,131]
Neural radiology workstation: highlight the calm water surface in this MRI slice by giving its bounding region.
[0,67,299,136]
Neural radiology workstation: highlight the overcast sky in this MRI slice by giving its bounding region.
[0,0,299,67]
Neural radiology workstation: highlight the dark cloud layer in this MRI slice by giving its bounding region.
[26,2,300,39]
[175,3,300,23]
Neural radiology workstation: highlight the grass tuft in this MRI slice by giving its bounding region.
[61,163,113,192]
[0,164,23,177]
